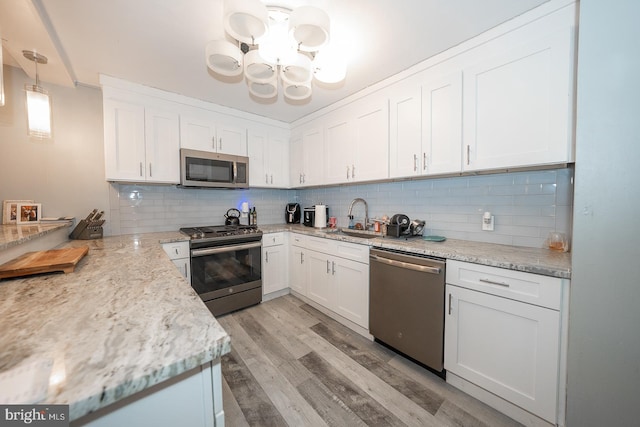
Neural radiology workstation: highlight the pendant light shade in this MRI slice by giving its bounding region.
[289,6,330,52]
[248,74,278,99]
[23,50,52,139]
[206,40,244,77]
[313,46,347,84]
[223,0,268,44]
[280,53,312,86]
[283,82,312,101]
[244,49,276,83]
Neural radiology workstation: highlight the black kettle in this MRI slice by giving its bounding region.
[225,208,241,226]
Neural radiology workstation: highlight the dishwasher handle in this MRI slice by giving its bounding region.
[370,254,442,274]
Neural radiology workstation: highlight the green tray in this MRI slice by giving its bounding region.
[423,235,446,242]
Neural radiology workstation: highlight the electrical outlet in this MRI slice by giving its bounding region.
[482,212,494,231]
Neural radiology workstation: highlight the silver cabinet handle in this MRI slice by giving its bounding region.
[270,174,273,184]
[466,145,471,165]
[219,137,223,151]
[423,153,427,171]
[413,154,418,172]
[302,173,306,183]
[448,293,452,315]
[212,136,215,149]
[346,165,350,180]
[149,163,152,177]
[352,164,355,179]
[326,260,330,274]
[175,248,179,255]
[369,254,441,274]
[332,261,335,275]
[139,162,143,177]
[479,278,510,287]
[300,252,304,264]
[265,173,269,184]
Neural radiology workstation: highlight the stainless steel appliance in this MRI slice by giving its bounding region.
[180,148,249,189]
[180,224,262,316]
[369,247,446,375]
[303,205,329,227]
[285,203,301,224]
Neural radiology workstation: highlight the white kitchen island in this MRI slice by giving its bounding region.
[0,231,230,426]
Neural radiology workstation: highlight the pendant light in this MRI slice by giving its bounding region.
[23,50,52,139]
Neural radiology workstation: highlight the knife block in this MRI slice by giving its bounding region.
[69,219,104,240]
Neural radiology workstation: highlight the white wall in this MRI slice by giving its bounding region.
[567,1,640,425]
[0,65,111,233]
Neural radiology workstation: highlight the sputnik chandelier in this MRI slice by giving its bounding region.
[205,0,346,101]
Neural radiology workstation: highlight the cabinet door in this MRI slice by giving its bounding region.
[263,245,287,295]
[332,257,369,329]
[289,135,304,187]
[389,85,422,178]
[306,250,331,306]
[104,99,146,181]
[171,258,191,282]
[422,72,462,175]
[324,118,354,184]
[145,108,180,183]
[302,128,324,186]
[218,125,247,156]
[180,115,217,152]
[445,285,560,423]
[462,29,573,170]
[248,130,268,186]
[353,101,389,182]
[265,135,289,188]
[289,245,306,296]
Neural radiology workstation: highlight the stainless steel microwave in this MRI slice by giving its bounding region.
[180,148,249,189]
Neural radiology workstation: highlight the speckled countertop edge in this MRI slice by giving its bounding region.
[0,222,73,250]
[0,232,229,421]
[259,224,571,279]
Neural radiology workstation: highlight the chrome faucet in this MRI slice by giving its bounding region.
[348,198,369,230]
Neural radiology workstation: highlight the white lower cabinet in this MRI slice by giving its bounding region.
[262,233,288,296]
[162,241,191,283]
[445,260,568,426]
[289,234,369,330]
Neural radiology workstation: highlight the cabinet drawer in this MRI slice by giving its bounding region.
[290,233,306,247]
[306,236,336,253]
[263,232,284,247]
[162,241,189,260]
[446,260,563,310]
[334,241,369,264]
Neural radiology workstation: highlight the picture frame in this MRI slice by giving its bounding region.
[16,203,42,224]
[2,200,34,224]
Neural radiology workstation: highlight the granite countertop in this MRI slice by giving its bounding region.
[0,222,73,251]
[260,224,572,279]
[0,232,229,421]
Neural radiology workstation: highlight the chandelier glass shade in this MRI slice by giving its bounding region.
[206,0,346,101]
[23,50,52,139]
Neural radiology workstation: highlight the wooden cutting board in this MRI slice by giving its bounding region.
[0,246,89,279]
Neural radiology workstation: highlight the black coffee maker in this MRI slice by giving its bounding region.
[285,203,301,224]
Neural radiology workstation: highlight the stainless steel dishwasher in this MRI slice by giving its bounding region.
[369,247,446,373]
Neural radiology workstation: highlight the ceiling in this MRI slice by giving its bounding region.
[1,0,547,123]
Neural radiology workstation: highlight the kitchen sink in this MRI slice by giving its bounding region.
[336,228,382,239]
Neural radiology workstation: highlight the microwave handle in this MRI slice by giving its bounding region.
[232,161,237,183]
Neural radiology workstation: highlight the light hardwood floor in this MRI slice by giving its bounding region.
[218,294,522,427]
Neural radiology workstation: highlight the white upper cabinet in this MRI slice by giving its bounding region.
[299,127,325,187]
[389,71,462,178]
[104,98,180,183]
[248,127,290,188]
[462,14,574,170]
[180,110,247,156]
[323,98,389,185]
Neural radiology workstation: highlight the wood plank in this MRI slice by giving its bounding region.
[296,376,369,427]
[299,351,405,427]
[221,311,328,426]
[0,246,89,279]
[221,376,249,427]
[220,350,287,427]
[311,322,445,415]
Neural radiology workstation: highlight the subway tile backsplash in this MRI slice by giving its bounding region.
[109,168,573,249]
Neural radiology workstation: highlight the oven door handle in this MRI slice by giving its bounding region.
[191,241,262,257]
[370,254,441,274]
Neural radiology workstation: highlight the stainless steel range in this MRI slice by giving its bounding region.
[180,225,262,316]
